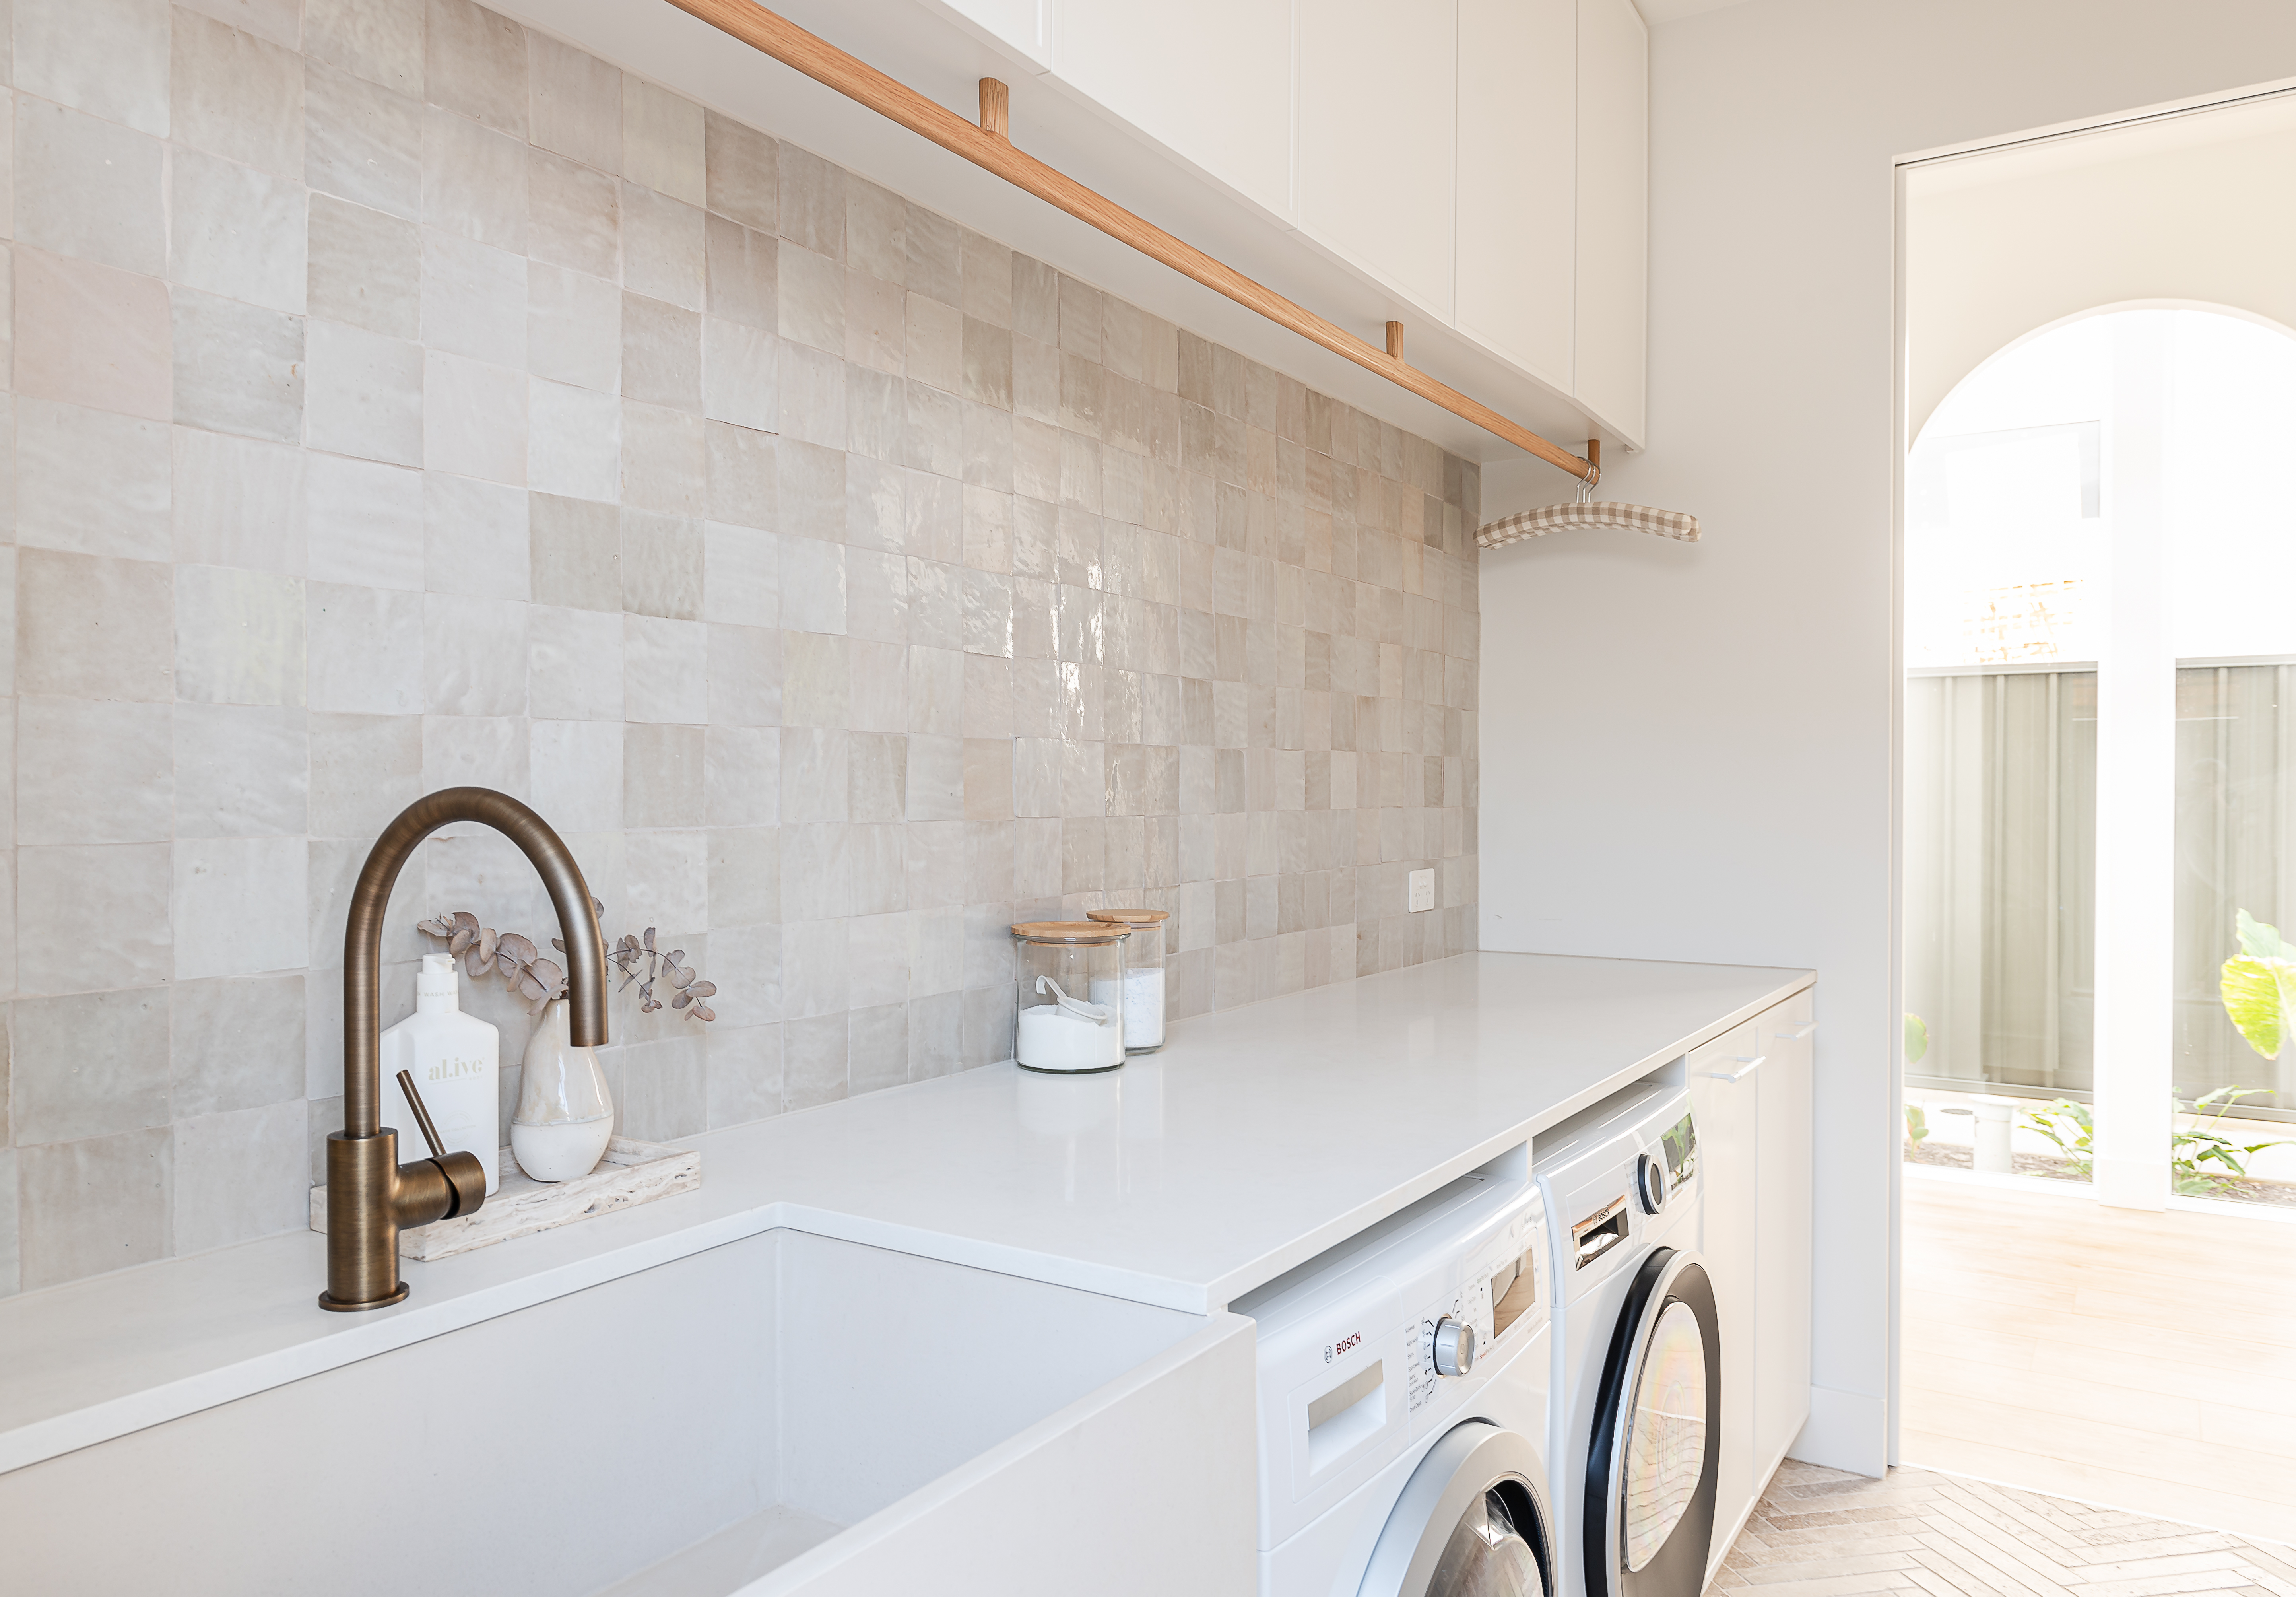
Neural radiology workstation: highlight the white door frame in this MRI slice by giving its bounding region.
[1886,74,2296,1465]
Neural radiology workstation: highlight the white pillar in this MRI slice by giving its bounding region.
[2091,315,2176,1211]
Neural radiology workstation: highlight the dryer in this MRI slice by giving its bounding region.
[1535,1079,1718,1597]
[1237,1158,1555,1597]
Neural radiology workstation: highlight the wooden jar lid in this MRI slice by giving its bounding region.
[1011,920,1130,944]
[1086,908,1170,925]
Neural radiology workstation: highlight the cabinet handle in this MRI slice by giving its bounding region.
[1705,1055,1766,1084]
[1772,1021,1816,1040]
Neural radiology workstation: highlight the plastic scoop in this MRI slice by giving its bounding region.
[1036,974,1112,1022]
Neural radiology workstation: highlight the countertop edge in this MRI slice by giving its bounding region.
[1201,965,1815,1305]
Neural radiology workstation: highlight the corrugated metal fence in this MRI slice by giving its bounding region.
[1905,660,2296,1110]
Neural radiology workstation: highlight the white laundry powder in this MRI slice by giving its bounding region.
[1090,970,1166,1050]
[1016,1002,1125,1070]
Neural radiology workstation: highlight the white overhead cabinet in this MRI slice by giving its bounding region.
[1455,0,1577,394]
[1056,0,1298,221]
[1572,0,1649,441]
[986,0,1645,440]
[939,0,1054,68]
[1689,989,1815,1576]
[1298,0,1456,318]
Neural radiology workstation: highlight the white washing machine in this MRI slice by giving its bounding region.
[1534,1078,1718,1597]
[1236,1157,1555,1597]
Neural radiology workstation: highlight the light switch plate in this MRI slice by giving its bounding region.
[1407,868,1435,913]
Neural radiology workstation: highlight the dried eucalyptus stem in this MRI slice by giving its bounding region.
[605,927,717,1020]
[415,901,719,1023]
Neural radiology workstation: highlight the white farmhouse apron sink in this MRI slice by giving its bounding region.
[0,1229,1256,1596]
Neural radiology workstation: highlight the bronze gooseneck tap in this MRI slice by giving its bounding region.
[320,787,609,1311]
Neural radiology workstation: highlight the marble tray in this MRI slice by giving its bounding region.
[309,1137,702,1261]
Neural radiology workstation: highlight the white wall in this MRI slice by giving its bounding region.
[1478,0,2296,1474]
[1908,100,2296,435]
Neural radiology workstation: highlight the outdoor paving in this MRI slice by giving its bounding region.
[1712,1461,2296,1597]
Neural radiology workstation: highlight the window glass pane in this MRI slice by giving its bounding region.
[2173,664,2296,1115]
[2164,311,2296,1201]
[1904,669,2096,1094]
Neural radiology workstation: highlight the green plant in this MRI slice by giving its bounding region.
[2220,910,2296,1059]
[2023,1099,2094,1179]
[2172,1086,2290,1196]
[1902,1018,1933,1155]
[2019,1089,2291,1195]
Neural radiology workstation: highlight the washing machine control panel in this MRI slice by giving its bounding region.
[1233,1167,1550,1552]
[1410,1280,1492,1410]
[1407,1203,1548,1414]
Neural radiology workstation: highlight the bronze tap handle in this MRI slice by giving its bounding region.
[396,1069,446,1160]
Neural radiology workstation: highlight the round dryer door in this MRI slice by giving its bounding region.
[1583,1248,1721,1597]
[1358,1422,1552,1597]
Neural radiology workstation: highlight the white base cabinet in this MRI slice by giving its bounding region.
[1690,987,1816,1580]
[1754,991,1817,1477]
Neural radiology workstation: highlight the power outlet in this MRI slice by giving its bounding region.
[1407,868,1436,913]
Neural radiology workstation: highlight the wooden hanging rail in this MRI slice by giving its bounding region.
[660,0,1597,482]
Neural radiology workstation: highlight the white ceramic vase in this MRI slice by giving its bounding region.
[510,999,615,1183]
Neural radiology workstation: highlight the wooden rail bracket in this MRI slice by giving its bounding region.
[1386,321,1406,364]
[979,76,1009,140]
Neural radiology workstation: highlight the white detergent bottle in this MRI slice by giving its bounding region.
[381,954,501,1195]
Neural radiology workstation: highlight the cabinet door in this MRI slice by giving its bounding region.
[1754,994,1816,1476]
[1298,0,1455,316]
[1572,0,1646,442]
[1687,1017,1760,1568]
[938,0,1052,66]
[1056,0,1295,220]
[1456,0,1575,391]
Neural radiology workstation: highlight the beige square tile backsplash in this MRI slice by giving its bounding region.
[0,0,1483,1294]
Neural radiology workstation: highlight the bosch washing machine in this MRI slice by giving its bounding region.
[1534,1077,1718,1597]
[1237,1154,1555,1597]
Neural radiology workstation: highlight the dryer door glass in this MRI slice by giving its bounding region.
[1429,1486,1545,1597]
[1621,1300,1708,1571]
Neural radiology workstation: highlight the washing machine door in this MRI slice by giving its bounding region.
[1358,1422,1552,1597]
[1583,1248,1720,1597]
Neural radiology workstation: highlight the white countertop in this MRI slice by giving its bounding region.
[0,952,1810,1475]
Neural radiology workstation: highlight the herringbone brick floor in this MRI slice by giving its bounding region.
[1712,1461,2296,1597]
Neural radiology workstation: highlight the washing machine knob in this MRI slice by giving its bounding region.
[1432,1316,1476,1377]
[1637,1152,1669,1214]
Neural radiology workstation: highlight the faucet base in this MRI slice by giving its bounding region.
[317,1283,411,1312]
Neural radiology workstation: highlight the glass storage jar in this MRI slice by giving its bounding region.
[1086,908,1170,1052]
[1011,921,1130,1073]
